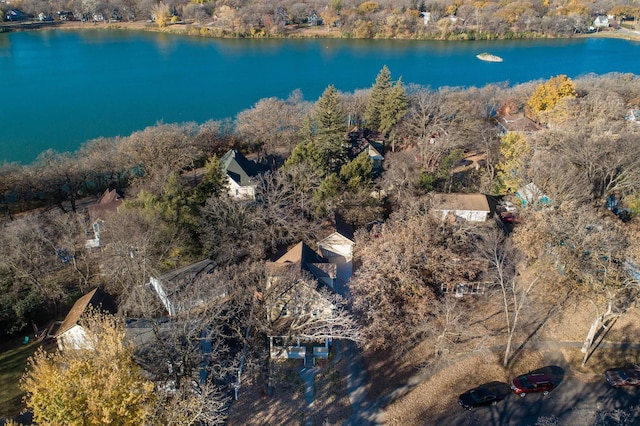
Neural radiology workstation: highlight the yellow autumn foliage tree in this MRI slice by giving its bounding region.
[527,74,577,113]
[151,2,171,27]
[21,310,156,426]
[358,1,379,14]
[496,131,530,195]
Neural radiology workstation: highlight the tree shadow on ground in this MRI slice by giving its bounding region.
[507,290,572,369]
[363,347,418,399]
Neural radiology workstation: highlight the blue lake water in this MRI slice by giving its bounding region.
[1,31,639,163]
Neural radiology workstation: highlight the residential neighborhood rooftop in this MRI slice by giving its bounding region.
[431,193,491,212]
[88,188,124,222]
[55,288,116,337]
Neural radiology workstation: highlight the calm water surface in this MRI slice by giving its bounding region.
[1,31,639,163]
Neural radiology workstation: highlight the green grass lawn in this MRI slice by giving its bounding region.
[0,336,40,418]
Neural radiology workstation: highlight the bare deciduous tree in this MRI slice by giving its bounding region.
[349,198,487,355]
[234,91,310,157]
[118,123,202,194]
[476,226,539,367]
[262,265,361,346]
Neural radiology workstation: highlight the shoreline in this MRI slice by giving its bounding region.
[2,20,640,42]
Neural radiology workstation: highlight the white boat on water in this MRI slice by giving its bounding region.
[476,52,503,62]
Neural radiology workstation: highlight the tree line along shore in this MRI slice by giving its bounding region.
[2,0,640,40]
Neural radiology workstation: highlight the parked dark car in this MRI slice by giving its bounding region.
[458,385,503,409]
[605,369,640,387]
[511,372,554,397]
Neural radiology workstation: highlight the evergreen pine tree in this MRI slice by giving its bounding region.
[339,151,373,187]
[313,85,348,174]
[379,77,408,135]
[364,66,392,132]
[191,155,227,205]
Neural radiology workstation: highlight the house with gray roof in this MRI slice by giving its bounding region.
[220,149,268,200]
[148,259,222,317]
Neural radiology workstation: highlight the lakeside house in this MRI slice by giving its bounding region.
[221,149,268,200]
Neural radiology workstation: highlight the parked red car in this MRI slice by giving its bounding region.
[605,369,640,387]
[511,373,554,397]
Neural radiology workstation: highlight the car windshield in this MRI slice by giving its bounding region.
[470,390,481,402]
[519,377,532,388]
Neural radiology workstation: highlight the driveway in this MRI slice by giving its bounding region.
[329,256,384,425]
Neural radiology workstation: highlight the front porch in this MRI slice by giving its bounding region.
[269,336,331,366]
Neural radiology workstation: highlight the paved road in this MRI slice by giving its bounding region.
[430,347,640,426]
[342,340,385,426]
[434,376,639,426]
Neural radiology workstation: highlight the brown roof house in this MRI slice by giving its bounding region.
[494,100,542,135]
[85,189,124,249]
[431,193,491,223]
[271,241,337,290]
[54,288,117,351]
[266,241,344,363]
[495,113,542,135]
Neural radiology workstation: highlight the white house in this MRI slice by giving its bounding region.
[220,149,268,200]
[266,278,335,361]
[593,15,610,28]
[420,11,431,25]
[431,193,491,223]
[54,288,116,351]
[317,232,355,263]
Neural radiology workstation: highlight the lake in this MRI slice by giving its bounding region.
[1,31,639,164]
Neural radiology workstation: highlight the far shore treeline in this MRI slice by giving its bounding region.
[2,0,640,40]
